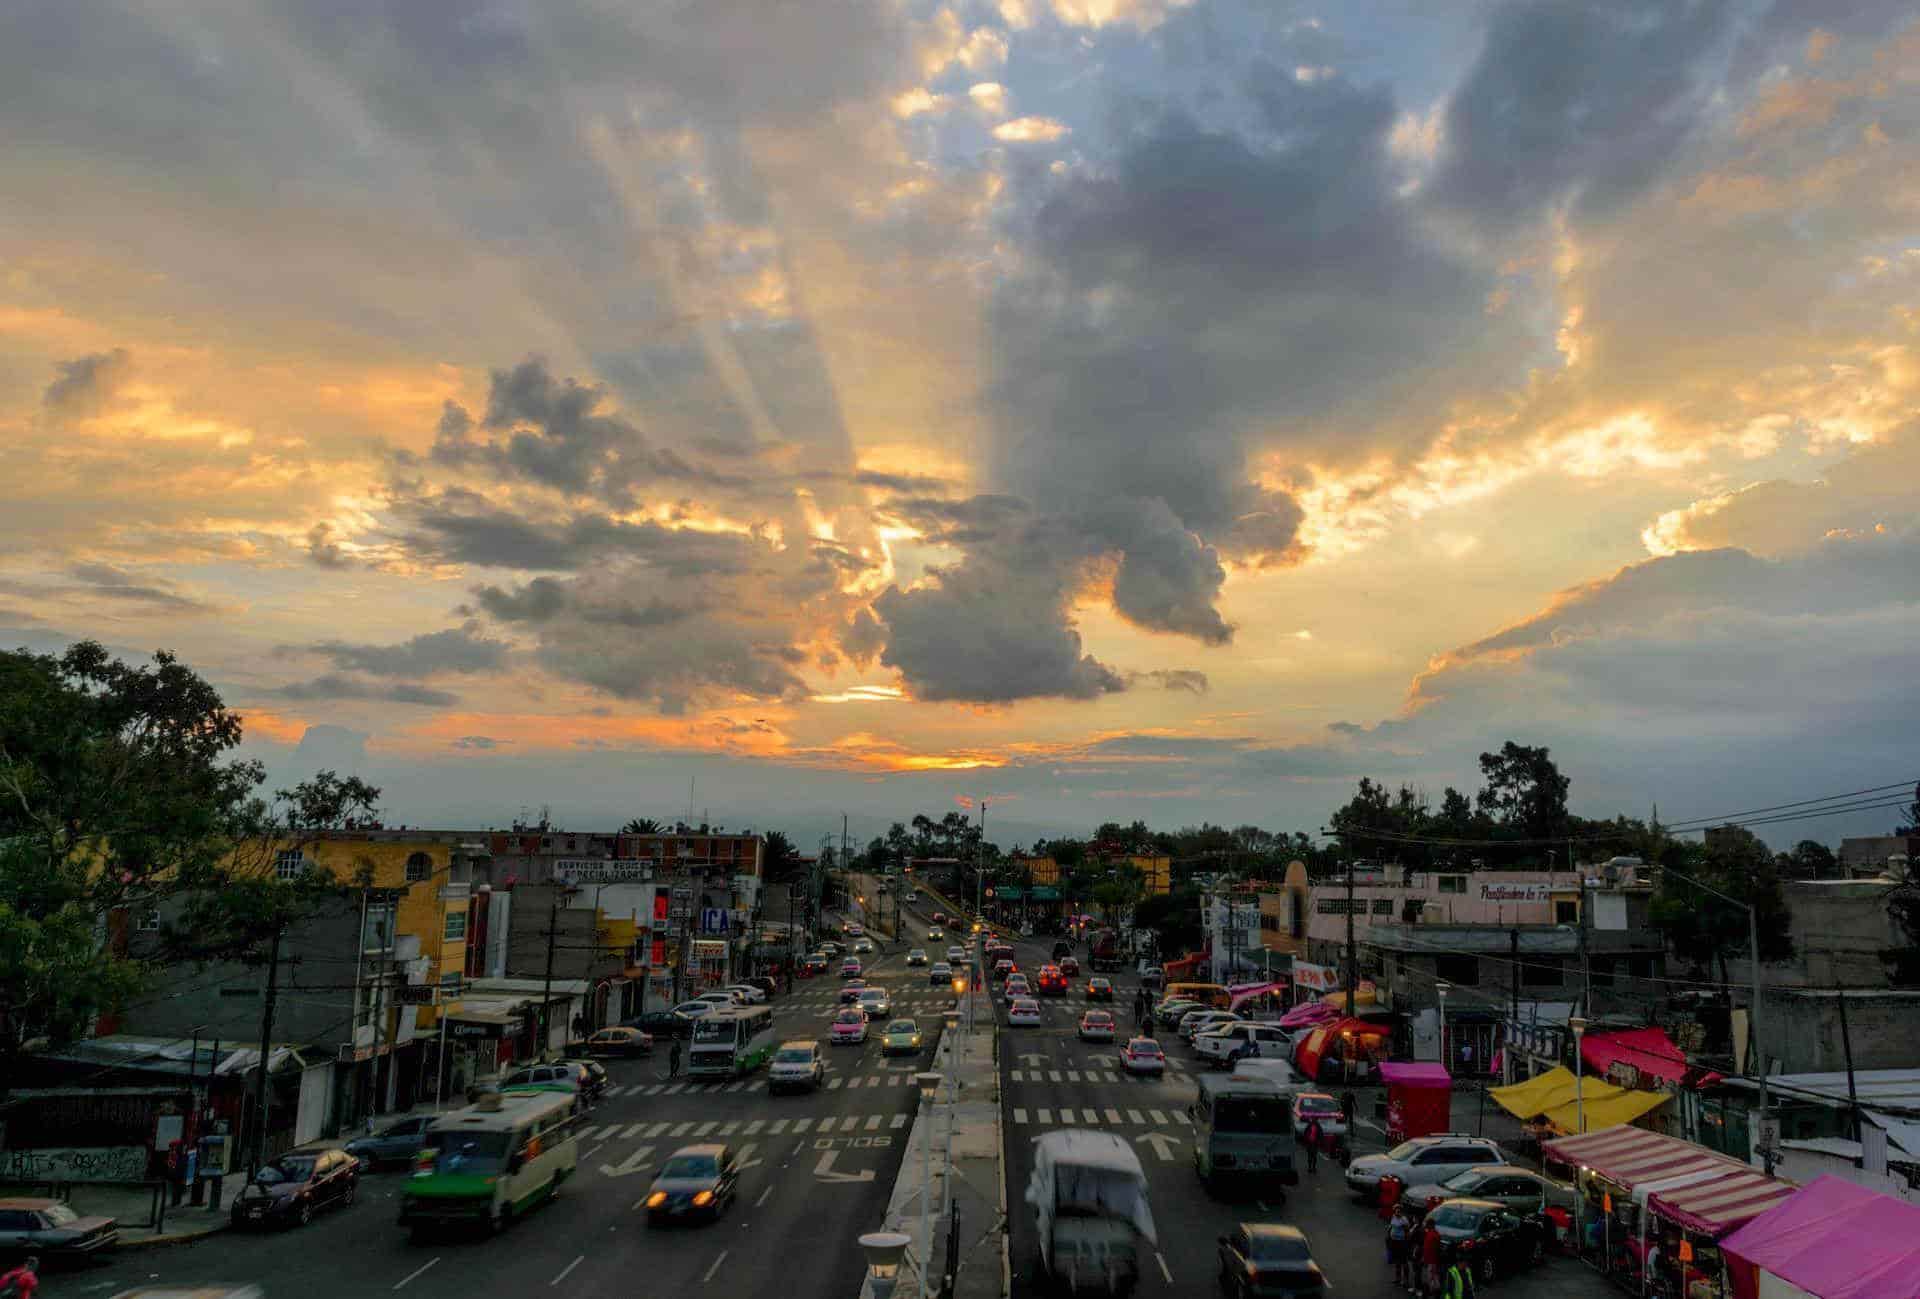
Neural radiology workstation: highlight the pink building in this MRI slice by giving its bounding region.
[1303,865,1608,960]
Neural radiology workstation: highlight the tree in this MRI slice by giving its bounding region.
[1132,887,1202,959]
[1898,783,1920,835]
[0,642,380,1075]
[620,817,664,835]
[1649,830,1795,986]
[760,830,802,884]
[1780,840,1837,881]
[1883,882,1920,985]
[1476,741,1571,842]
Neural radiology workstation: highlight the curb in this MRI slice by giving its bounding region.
[115,1219,231,1250]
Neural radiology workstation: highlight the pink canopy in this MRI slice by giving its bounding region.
[1379,1062,1451,1088]
[1280,1001,1339,1030]
[1580,1026,1722,1088]
[1721,1175,1920,1299]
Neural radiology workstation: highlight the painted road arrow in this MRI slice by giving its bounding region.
[814,1150,877,1184]
[1019,1053,1048,1068]
[1135,1132,1180,1162]
[599,1144,656,1177]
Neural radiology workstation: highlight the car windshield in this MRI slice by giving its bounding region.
[1131,1041,1163,1055]
[1297,1096,1339,1114]
[775,1047,814,1063]
[836,1009,865,1024]
[421,1131,512,1175]
[255,1157,314,1184]
[1085,1013,1113,1024]
[660,1155,717,1179]
[1440,1170,1489,1191]
[40,1203,81,1226]
[860,991,885,1001]
[1430,1205,1490,1231]
[1385,1141,1422,1161]
[1251,1235,1312,1263]
[674,1002,711,1015]
[1214,1096,1291,1135]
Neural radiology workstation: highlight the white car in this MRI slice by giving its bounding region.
[1193,1021,1291,1066]
[1345,1135,1510,1199]
[907,948,929,966]
[698,990,746,1010]
[1006,998,1043,1026]
[671,1000,716,1020]
[1118,1037,1166,1075]
[723,984,767,1004]
[768,1040,825,1093]
[845,923,865,937]
[946,946,966,964]
[1180,1010,1240,1041]
[853,939,876,955]
[857,987,893,1019]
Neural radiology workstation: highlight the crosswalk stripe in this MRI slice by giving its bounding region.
[641,1084,664,1096]
[662,1083,686,1095]
[695,1121,719,1136]
[1148,1109,1167,1125]
[1081,1109,1101,1124]
[643,1122,671,1138]
[767,1119,789,1134]
[622,1123,649,1140]
[1105,1108,1123,1124]
[1037,1108,1052,1123]
[1047,1071,1062,1083]
[669,1121,694,1137]
[1058,1108,1076,1123]
[792,1118,813,1133]
[1010,1070,1024,1083]
[865,1115,882,1130]
[1127,1110,1145,1125]
[890,1113,909,1129]
[1171,1111,1191,1125]
[744,1119,766,1135]
[827,1077,844,1090]
[841,1115,861,1132]
[719,1120,741,1136]
[1013,1108,1029,1125]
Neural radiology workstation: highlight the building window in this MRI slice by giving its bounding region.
[1260,913,1278,932]
[439,970,463,995]
[1628,955,1654,979]
[1437,875,1467,895]
[444,909,468,941]
[1521,956,1563,987]
[1590,958,1617,988]
[405,852,432,883]
[1371,898,1394,915]
[362,902,394,953]
[136,908,161,932]
[1554,899,1579,925]
[274,849,305,880]
[1434,954,1479,986]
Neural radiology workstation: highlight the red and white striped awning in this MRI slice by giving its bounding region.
[1541,1123,1745,1191]
[1647,1168,1798,1238]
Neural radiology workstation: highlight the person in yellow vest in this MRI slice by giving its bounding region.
[1443,1257,1475,1299]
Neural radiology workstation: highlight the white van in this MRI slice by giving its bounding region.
[1224,1058,1306,1092]
[1025,1131,1157,1295]
[398,1091,578,1240]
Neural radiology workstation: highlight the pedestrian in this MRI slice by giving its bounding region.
[668,1037,682,1079]
[1304,1118,1321,1173]
[1341,1089,1358,1129]
[1421,1223,1443,1298]
[0,1255,39,1299]
[1443,1257,1474,1299]
[1387,1206,1414,1292]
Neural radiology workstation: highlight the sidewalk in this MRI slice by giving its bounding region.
[0,1179,231,1248]
[859,1007,1006,1299]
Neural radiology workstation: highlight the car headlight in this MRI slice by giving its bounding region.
[692,1190,714,1206]
[646,1191,668,1208]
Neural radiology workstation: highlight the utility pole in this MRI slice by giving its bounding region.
[1836,980,1860,1142]
[1510,926,1520,1026]
[249,925,283,1177]
[975,799,987,932]
[1344,861,1356,1018]
[540,884,561,1057]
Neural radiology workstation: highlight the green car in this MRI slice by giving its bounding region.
[880,1018,924,1057]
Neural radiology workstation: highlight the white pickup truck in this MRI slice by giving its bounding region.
[1193,1021,1293,1067]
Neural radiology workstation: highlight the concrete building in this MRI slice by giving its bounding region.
[1839,836,1920,878]
[1201,885,1266,982]
[1717,875,1909,989]
[1299,862,1609,969]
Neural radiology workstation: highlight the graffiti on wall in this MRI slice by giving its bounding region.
[0,1145,149,1183]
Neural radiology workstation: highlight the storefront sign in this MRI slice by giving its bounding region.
[554,859,652,885]
[448,1018,508,1040]
[394,983,439,1005]
[1293,961,1340,992]
[692,940,727,959]
[1,1145,148,1183]
[1478,882,1551,902]
[700,907,730,935]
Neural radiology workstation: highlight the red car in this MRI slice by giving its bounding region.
[1035,965,1068,997]
[1059,956,1081,977]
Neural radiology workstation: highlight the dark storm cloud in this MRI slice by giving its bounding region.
[838,608,886,667]
[64,562,211,612]
[396,488,763,575]
[306,522,350,569]
[274,675,459,706]
[470,577,571,624]
[1135,669,1209,694]
[43,349,134,417]
[1426,0,1736,230]
[305,626,509,677]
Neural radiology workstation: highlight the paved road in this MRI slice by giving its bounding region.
[989,925,1618,1299]
[68,910,959,1299]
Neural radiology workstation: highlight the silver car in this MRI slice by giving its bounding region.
[1346,1135,1508,1199]
[1402,1165,1573,1217]
[768,1040,825,1094]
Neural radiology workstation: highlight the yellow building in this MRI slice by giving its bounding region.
[1129,855,1172,895]
[1014,856,1061,885]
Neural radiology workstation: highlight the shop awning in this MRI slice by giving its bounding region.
[1581,1026,1721,1088]
[1380,1062,1451,1088]
[1647,1166,1797,1238]
[1721,1175,1920,1299]
[1541,1124,1744,1192]
[1489,1067,1670,1134]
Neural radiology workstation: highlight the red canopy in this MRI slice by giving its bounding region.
[1293,1017,1390,1083]
[1580,1026,1721,1088]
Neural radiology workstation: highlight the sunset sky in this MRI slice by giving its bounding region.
[4,0,1917,846]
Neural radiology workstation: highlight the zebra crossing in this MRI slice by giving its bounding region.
[574,1111,913,1144]
[1005,1063,1185,1084]
[597,1072,922,1099]
[1008,1105,1192,1129]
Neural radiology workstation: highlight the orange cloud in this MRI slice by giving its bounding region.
[237,709,311,746]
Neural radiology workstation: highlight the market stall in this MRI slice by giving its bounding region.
[1378,1061,1451,1142]
[1279,1000,1340,1032]
[1488,1065,1669,1137]
[1720,1174,1920,1299]
[1293,1016,1391,1085]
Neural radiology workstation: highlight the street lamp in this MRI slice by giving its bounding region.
[859,1230,913,1299]
[1435,979,1452,1071]
[916,1070,942,1290]
[1570,1015,1589,1134]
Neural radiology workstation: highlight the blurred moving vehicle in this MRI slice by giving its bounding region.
[768,1040,825,1093]
[881,1019,924,1056]
[1426,1198,1549,1283]
[644,1145,739,1227]
[397,1092,576,1241]
[1007,998,1043,1026]
[1078,1010,1118,1042]
[1119,1037,1166,1076]
[907,948,929,966]
[1026,1131,1156,1296]
[1086,977,1114,1002]
[570,1026,653,1059]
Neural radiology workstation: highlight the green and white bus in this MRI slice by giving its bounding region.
[689,1004,778,1079]
[397,1091,578,1241]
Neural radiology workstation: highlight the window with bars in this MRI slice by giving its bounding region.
[444,909,467,941]
[274,849,305,880]
[136,909,161,932]
[1437,875,1467,895]
[405,852,432,882]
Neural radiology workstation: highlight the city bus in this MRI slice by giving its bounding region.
[398,1091,577,1240]
[1191,1072,1297,1196]
[688,1004,778,1079]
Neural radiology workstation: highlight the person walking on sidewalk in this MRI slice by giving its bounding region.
[0,1255,40,1299]
[668,1037,683,1079]
[1304,1118,1321,1173]
[1386,1207,1414,1292]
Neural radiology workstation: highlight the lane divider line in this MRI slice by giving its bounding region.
[393,1258,439,1290]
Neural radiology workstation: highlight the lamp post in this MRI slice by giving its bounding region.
[1570,1015,1589,1134]
[1436,979,1452,1072]
[916,1069,942,1294]
[860,1230,913,1299]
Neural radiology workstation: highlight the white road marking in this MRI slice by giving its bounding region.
[744,1119,766,1135]
[642,1122,671,1138]
[719,1120,741,1136]
[1013,1107,1029,1124]
[695,1121,719,1136]
[841,1115,862,1132]
[642,1084,664,1096]
[756,1185,774,1207]
[584,1144,606,1161]
[1105,1108,1123,1124]
[663,1084,687,1095]
[669,1121,695,1137]
[890,1113,909,1129]
[827,1077,844,1090]
[1171,1111,1191,1125]
[1148,1109,1168,1125]
[1127,1109,1145,1125]
[1066,1071,1080,1083]
[1010,1069,1024,1082]
[702,1250,729,1284]
[393,1259,439,1289]
[550,1255,585,1287]
[767,1119,789,1134]
[1037,1108,1053,1123]
[793,1118,813,1133]
[1156,1252,1173,1284]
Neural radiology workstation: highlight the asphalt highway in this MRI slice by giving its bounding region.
[70,908,958,1299]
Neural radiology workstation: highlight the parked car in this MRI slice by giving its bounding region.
[768,1040,825,1093]
[230,1150,360,1229]
[907,948,929,966]
[626,1009,693,1039]
[1154,999,1203,1028]
[1118,1037,1166,1076]
[930,961,953,985]
[1180,1010,1240,1041]
[1006,998,1043,1027]
[722,983,768,1004]
[1078,1010,1117,1043]
[1402,1166,1574,1218]
[643,1144,739,1226]
[1194,1022,1290,1067]
[0,1196,119,1262]
[831,1008,869,1044]
[1216,1223,1326,1299]
[1427,1199,1550,1283]
[1086,977,1114,1002]
[343,1114,437,1170]
[880,1019,924,1056]
[1345,1135,1509,1201]
[742,976,778,1000]
[572,1026,653,1059]
[697,990,746,1010]
[670,1000,717,1022]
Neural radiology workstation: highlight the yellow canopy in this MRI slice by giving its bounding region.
[1320,980,1378,1007]
[1488,1066,1670,1135]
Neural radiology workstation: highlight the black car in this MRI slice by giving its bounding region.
[643,1144,740,1226]
[1052,940,1074,960]
[626,1010,693,1039]
[1427,1198,1548,1283]
[230,1150,360,1229]
[1217,1223,1324,1297]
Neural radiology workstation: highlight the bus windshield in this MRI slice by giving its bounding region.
[420,1130,513,1175]
[692,1017,737,1043]
[1212,1096,1291,1135]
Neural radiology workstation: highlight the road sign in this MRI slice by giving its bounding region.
[813,1150,877,1184]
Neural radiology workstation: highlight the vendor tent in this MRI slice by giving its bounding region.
[1581,1026,1721,1088]
[1541,1124,1745,1192]
[1721,1175,1920,1299]
[1489,1066,1669,1135]
[1279,1001,1339,1031]
[1293,1017,1390,1083]
[1648,1165,1796,1238]
[1320,980,1378,1008]
[1380,1061,1451,1140]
